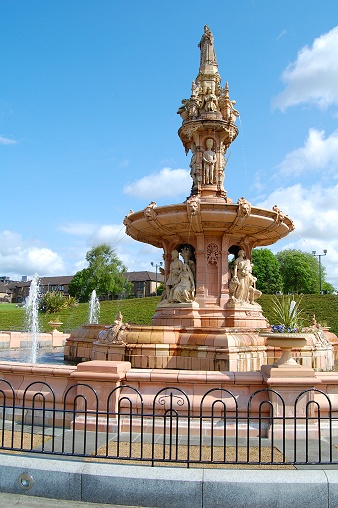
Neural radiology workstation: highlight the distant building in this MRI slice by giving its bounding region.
[0,276,12,284]
[0,282,12,303]
[2,271,164,303]
[9,276,74,304]
[124,271,164,298]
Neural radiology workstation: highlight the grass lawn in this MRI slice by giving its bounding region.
[0,303,21,311]
[0,294,338,335]
[0,297,160,333]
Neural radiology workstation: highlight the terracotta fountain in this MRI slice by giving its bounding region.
[1,27,338,445]
[65,25,334,373]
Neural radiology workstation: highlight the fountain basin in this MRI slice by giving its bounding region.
[65,325,335,372]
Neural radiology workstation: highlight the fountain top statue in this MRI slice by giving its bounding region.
[176,25,240,199]
[198,25,217,67]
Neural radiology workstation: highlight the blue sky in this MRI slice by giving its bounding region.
[1,0,338,287]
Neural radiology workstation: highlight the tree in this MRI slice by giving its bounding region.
[321,281,335,294]
[69,244,131,302]
[251,249,283,294]
[276,249,321,294]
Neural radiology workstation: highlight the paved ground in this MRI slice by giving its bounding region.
[0,493,148,508]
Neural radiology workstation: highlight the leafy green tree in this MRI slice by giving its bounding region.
[276,249,322,294]
[322,281,335,294]
[69,244,131,302]
[251,249,283,294]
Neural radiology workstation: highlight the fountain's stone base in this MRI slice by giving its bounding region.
[64,324,335,372]
[0,330,69,349]
[152,302,201,327]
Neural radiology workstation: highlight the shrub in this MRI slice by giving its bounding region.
[268,294,305,332]
[39,292,77,314]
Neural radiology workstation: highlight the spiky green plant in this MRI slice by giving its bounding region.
[268,294,305,333]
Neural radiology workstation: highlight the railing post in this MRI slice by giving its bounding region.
[69,360,131,431]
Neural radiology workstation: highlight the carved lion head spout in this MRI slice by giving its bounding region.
[186,195,200,216]
[237,197,251,217]
[144,201,157,221]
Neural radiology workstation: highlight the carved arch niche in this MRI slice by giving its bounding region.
[228,244,242,279]
[177,243,196,283]
[227,243,253,277]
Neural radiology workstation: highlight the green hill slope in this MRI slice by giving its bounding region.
[0,295,337,336]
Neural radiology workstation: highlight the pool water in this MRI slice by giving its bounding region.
[0,348,68,365]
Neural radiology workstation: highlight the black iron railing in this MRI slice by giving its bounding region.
[0,379,337,466]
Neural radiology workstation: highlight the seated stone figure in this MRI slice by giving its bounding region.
[166,250,184,301]
[170,264,195,303]
[229,250,261,304]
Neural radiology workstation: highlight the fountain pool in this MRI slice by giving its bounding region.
[0,347,67,365]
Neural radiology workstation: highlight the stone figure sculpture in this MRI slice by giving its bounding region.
[170,264,195,303]
[272,204,285,224]
[180,245,196,282]
[203,139,217,184]
[189,143,198,189]
[198,25,217,66]
[219,83,240,122]
[230,100,239,122]
[165,250,184,302]
[229,250,261,304]
[217,154,226,192]
[202,87,218,112]
[187,98,200,119]
[191,80,200,97]
[97,311,130,344]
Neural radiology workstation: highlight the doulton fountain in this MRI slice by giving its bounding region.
[1,30,338,489]
[65,25,335,373]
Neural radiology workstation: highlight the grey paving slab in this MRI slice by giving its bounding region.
[0,453,84,500]
[0,492,145,507]
[203,469,329,508]
[274,437,338,464]
[38,429,109,455]
[81,462,203,508]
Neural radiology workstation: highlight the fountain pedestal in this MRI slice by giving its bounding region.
[260,332,309,368]
[259,332,321,438]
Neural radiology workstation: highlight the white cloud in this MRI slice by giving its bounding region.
[89,224,128,247]
[0,230,65,279]
[59,223,99,236]
[58,222,143,272]
[278,128,338,176]
[256,183,338,287]
[273,26,338,111]
[0,136,17,145]
[124,167,191,199]
[60,222,134,249]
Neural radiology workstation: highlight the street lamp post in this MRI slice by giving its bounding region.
[151,261,163,296]
[312,250,327,294]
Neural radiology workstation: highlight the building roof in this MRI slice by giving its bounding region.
[124,271,164,283]
[0,282,12,294]
[8,275,74,289]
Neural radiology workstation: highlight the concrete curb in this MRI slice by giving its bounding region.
[0,454,337,508]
